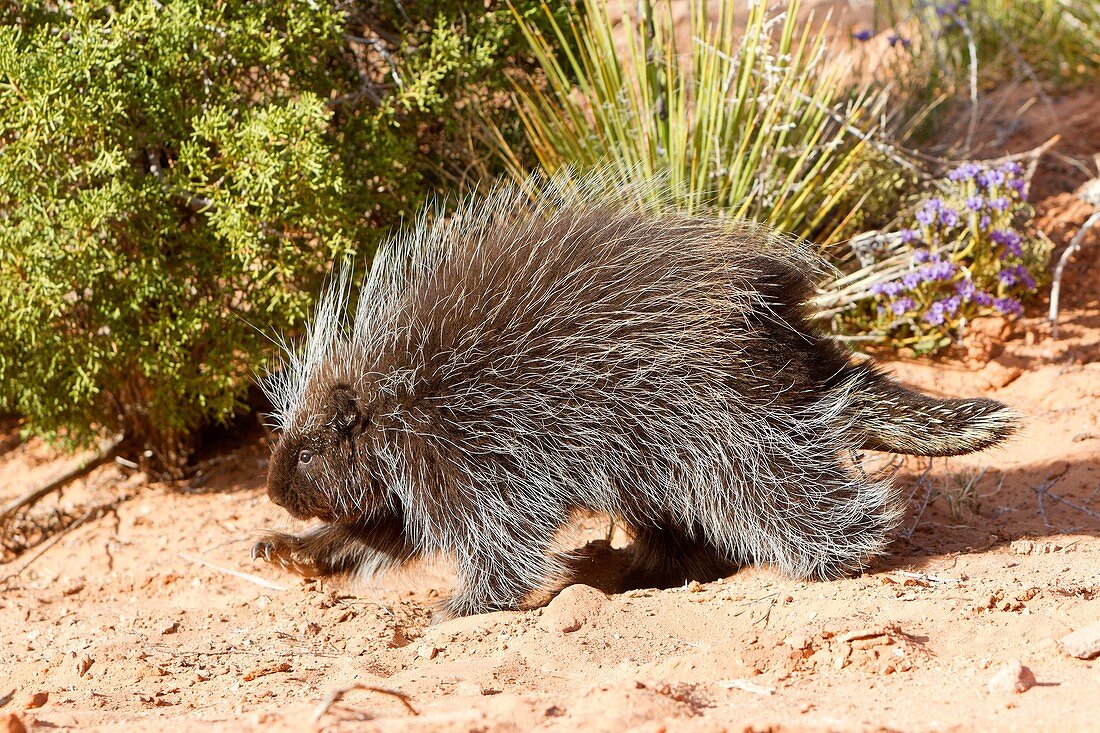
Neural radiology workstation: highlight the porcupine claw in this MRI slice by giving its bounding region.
[250,540,274,562]
[250,534,324,577]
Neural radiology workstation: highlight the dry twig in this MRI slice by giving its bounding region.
[177,552,290,592]
[1032,475,1100,528]
[0,435,122,528]
[0,500,121,588]
[1049,209,1100,338]
[311,684,418,725]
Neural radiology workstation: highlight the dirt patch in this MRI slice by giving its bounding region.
[2,243,1100,733]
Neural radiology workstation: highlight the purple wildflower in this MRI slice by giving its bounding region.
[915,199,942,226]
[955,279,976,299]
[853,29,873,41]
[979,214,991,230]
[872,281,905,298]
[1009,178,1026,196]
[949,162,981,181]
[939,207,959,226]
[902,271,922,290]
[942,295,961,314]
[1018,267,1035,290]
[989,196,1010,211]
[985,169,1006,187]
[972,290,994,306]
[887,34,911,48]
[1000,264,1035,289]
[1000,161,1022,176]
[927,260,957,280]
[993,297,1023,317]
[923,301,946,325]
[891,297,916,315]
[991,229,1023,257]
[900,228,920,244]
[965,195,984,211]
[912,248,933,264]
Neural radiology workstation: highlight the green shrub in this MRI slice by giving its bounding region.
[0,1,548,470]
[494,0,911,246]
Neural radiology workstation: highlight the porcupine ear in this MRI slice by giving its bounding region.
[328,385,360,434]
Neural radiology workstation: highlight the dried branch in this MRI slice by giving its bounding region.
[311,684,418,725]
[0,434,122,528]
[177,552,290,592]
[1049,209,1100,338]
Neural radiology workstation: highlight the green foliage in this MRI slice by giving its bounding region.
[495,0,910,246]
[0,1,546,468]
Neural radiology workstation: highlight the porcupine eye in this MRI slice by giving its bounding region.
[298,449,314,465]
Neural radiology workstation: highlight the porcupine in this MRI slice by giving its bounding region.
[251,175,1018,618]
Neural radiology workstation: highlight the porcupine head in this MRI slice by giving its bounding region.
[262,271,391,527]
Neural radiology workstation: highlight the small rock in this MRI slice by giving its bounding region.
[417,645,439,660]
[61,579,85,597]
[161,621,180,635]
[23,692,48,710]
[5,713,27,733]
[1059,622,1100,660]
[1010,540,1034,555]
[986,659,1036,694]
[77,656,94,678]
[539,584,607,634]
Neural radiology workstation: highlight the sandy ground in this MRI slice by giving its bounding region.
[3,92,1100,733]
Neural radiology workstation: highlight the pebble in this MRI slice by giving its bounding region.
[1059,622,1100,660]
[22,692,47,710]
[539,584,607,633]
[986,659,1036,694]
[5,714,27,733]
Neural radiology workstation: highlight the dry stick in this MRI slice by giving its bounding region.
[311,684,418,725]
[0,434,123,527]
[949,10,980,153]
[1049,209,1100,339]
[1032,475,1100,527]
[1,504,108,588]
[177,552,290,592]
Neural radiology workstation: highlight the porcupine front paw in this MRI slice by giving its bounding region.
[250,532,325,577]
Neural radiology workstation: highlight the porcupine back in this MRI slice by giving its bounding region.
[261,176,1016,613]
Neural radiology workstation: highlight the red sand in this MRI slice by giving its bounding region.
[2,88,1099,733]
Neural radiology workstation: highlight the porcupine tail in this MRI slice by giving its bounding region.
[845,363,1019,457]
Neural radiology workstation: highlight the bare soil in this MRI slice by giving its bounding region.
[2,90,1099,733]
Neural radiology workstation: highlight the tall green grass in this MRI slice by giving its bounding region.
[493,0,911,246]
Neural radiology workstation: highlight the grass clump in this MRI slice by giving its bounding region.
[496,0,910,246]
